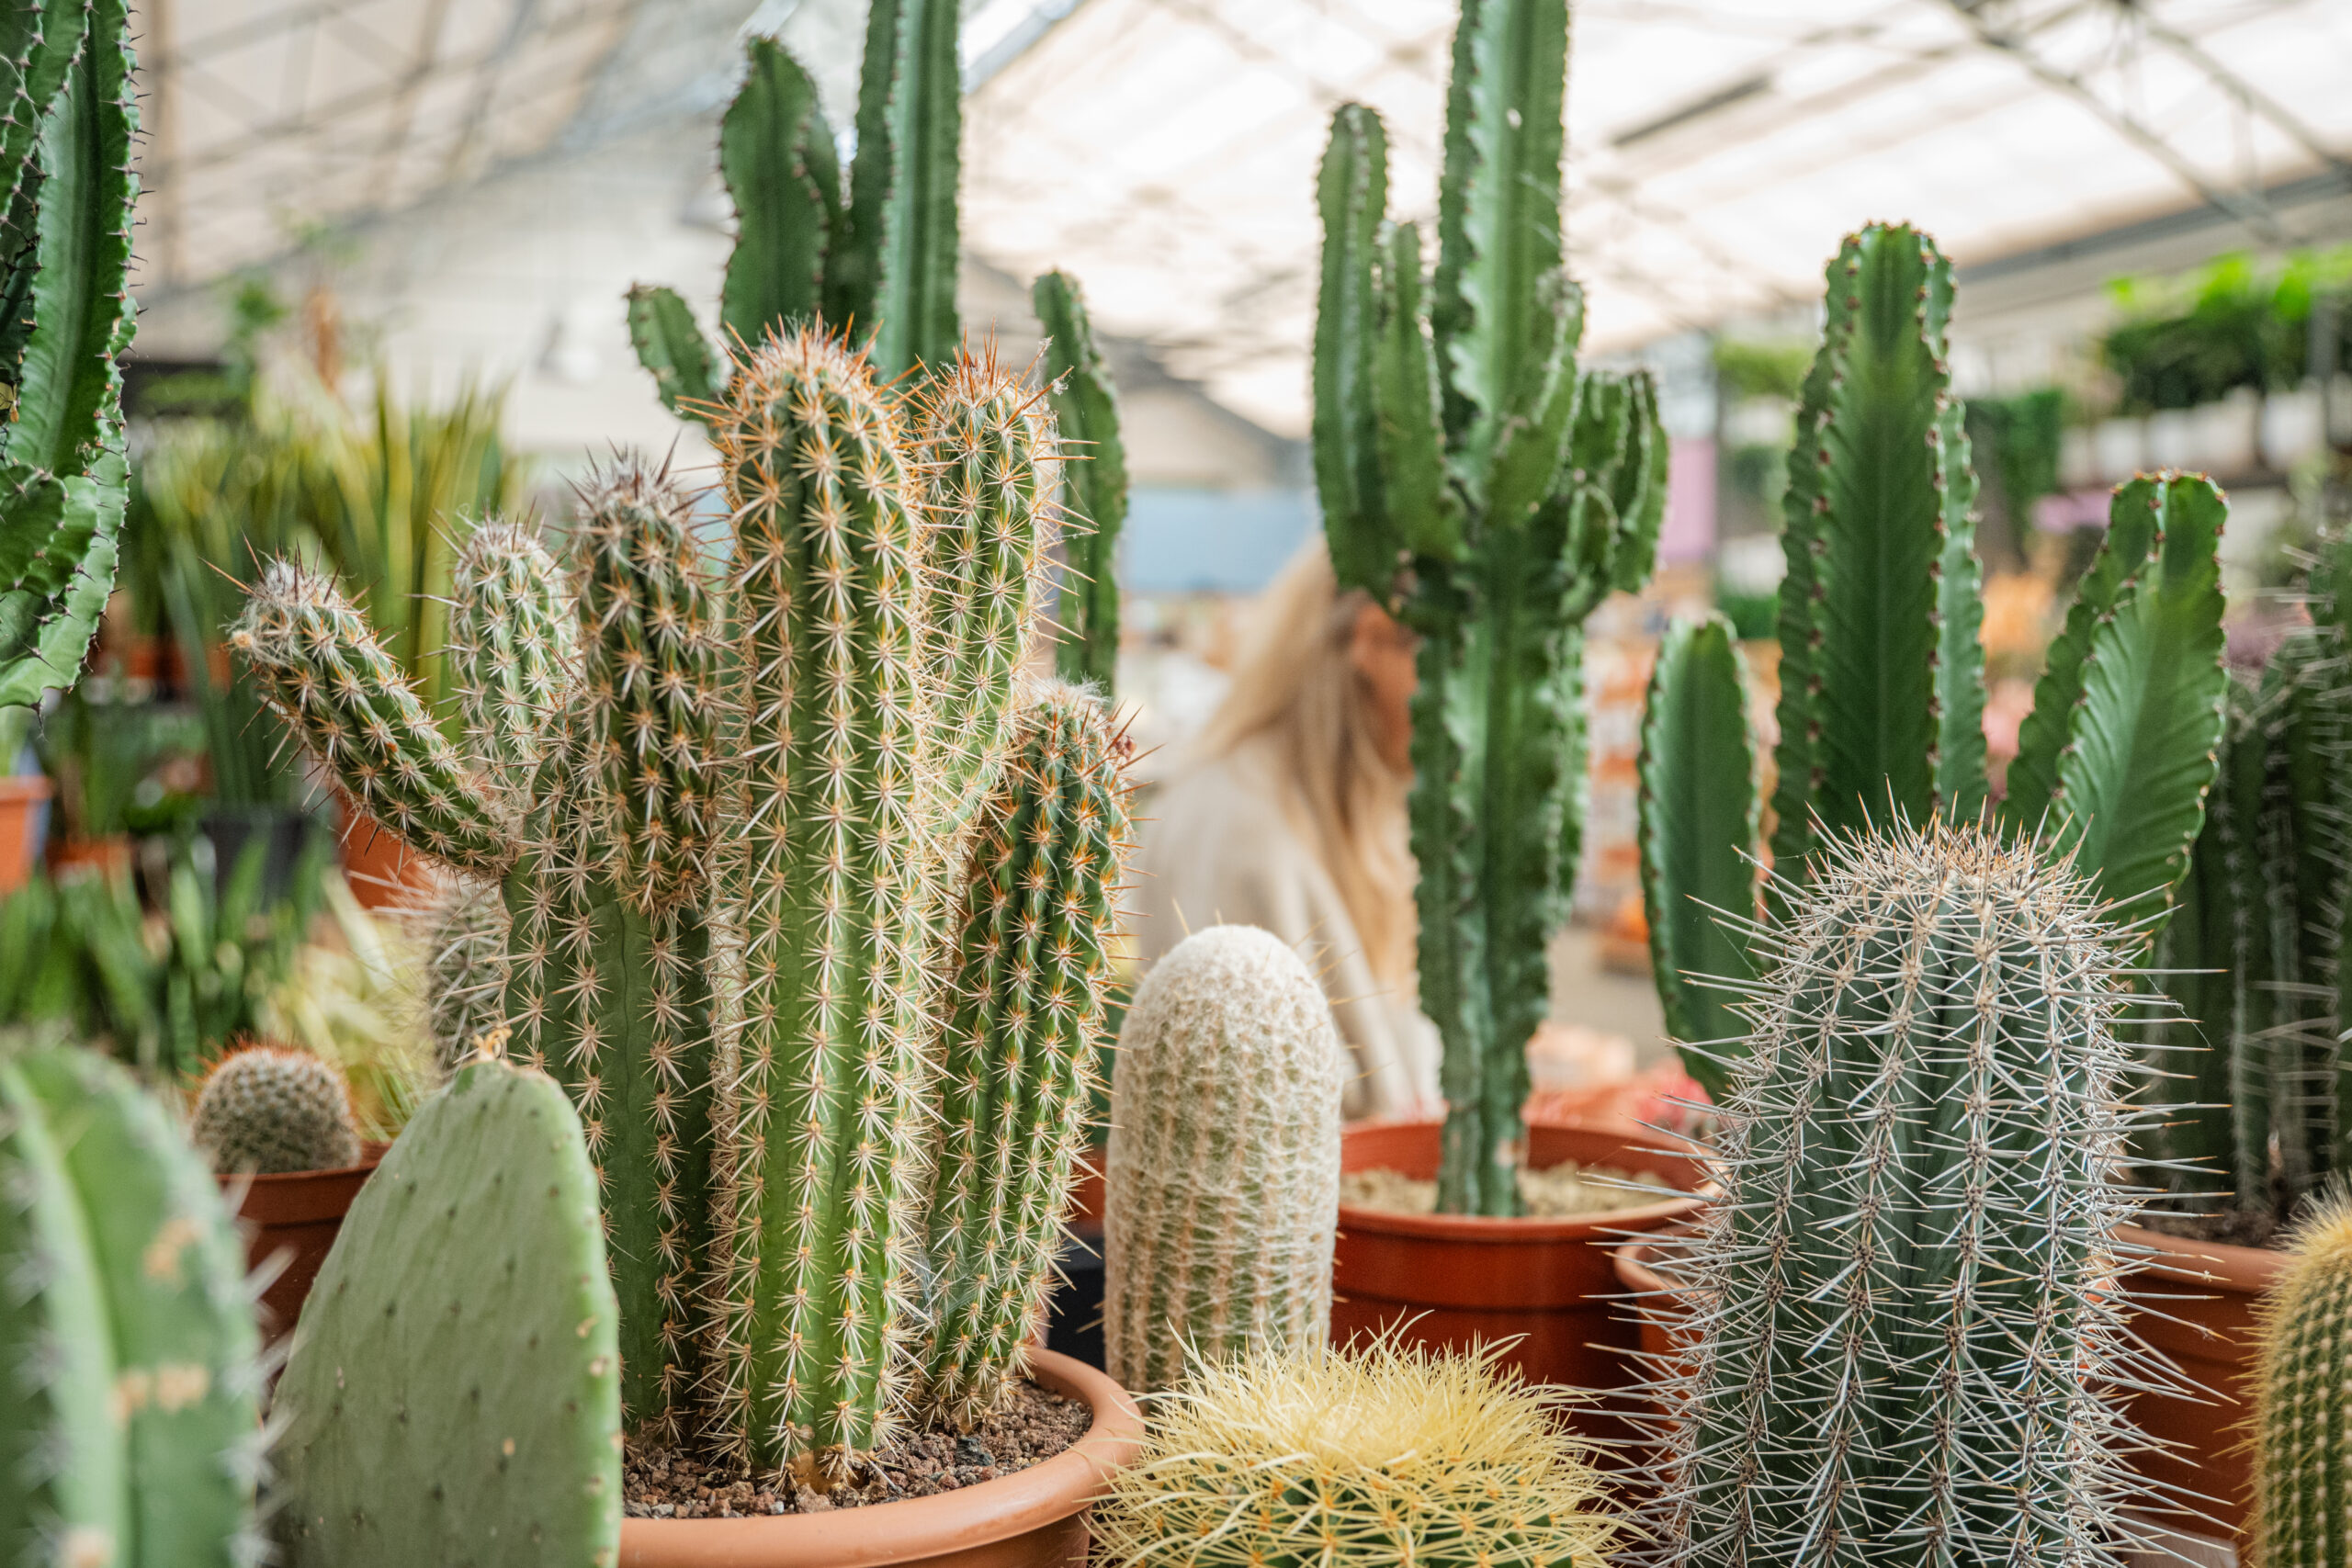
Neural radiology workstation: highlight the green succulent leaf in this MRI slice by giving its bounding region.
[626,284,721,423]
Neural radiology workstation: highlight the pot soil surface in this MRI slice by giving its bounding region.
[1340,1156,1679,1220]
[625,1381,1090,1520]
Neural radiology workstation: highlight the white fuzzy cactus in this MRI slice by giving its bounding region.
[1103,924,1345,1393]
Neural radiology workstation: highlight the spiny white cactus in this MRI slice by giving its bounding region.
[1104,924,1344,1393]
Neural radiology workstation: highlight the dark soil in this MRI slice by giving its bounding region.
[623,1380,1091,1519]
[2131,1205,2281,1251]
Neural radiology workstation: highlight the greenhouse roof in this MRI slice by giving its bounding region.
[143,0,2352,437]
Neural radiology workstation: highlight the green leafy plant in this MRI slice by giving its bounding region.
[1312,0,1668,1214]
[235,331,1136,1484]
[0,1037,265,1567]
[1638,224,2231,1103]
[1643,819,2160,1564]
[2102,247,2352,415]
[0,0,140,715]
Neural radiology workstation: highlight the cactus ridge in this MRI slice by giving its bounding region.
[447,516,577,807]
[408,873,511,1071]
[707,324,942,1476]
[2250,1188,2352,1568]
[922,680,1131,1430]
[1105,925,1345,1393]
[190,1043,363,1175]
[1641,817,2167,1568]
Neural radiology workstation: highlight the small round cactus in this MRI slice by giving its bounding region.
[1104,923,1344,1394]
[1092,1339,1617,1568]
[2251,1186,2352,1568]
[192,1044,363,1175]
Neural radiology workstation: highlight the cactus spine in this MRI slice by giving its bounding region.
[1104,925,1344,1394]
[2250,1188,2352,1568]
[922,682,1130,1430]
[1640,226,2229,1097]
[190,1043,363,1175]
[1094,1340,1616,1568]
[271,1056,622,1568]
[1644,820,2157,1566]
[0,1043,264,1568]
[1314,3,1668,1213]
[0,0,140,711]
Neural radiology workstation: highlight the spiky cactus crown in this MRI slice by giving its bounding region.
[192,1043,364,1176]
[1105,924,1344,1394]
[2251,1187,2352,1568]
[447,518,577,808]
[922,679,1132,1430]
[1094,1340,1616,1568]
[1642,818,2164,1567]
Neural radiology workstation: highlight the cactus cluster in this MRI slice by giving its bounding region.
[237,328,1134,1483]
[0,0,141,712]
[1639,223,2230,1103]
[190,1043,363,1175]
[271,1055,623,1567]
[1094,1339,1615,1568]
[2250,1187,2352,1568]
[1640,819,2162,1565]
[1313,0,1668,1213]
[1103,925,1345,1394]
[0,1041,265,1568]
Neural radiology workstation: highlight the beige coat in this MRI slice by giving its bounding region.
[1130,734,1442,1120]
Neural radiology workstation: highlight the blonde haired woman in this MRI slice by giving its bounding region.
[1133,542,1440,1118]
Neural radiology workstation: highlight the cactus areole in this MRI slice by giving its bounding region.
[1314,0,1668,1213]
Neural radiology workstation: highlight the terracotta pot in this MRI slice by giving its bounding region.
[1610,1229,1701,1413]
[2110,1223,2291,1541]
[618,1348,1144,1568]
[1331,1119,1704,1417]
[222,1142,388,1339]
[47,831,130,881]
[334,791,435,909]
[0,774,50,894]
[1064,1165,1105,1231]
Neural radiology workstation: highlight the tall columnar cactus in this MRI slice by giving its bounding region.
[922,682,1131,1430]
[1643,820,2158,1566]
[0,1042,264,1568]
[1640,225,2229,1099]
[1033,271,1129,694]
[190,1043,363,1175]
[1314,5,1668,1213]
[2250,1188,2352,1568]
[239,333,1114,1483]
[628,0,964,400]
[0,0,139,711]
[270,1056,623,1568]
[1104,924,1345,1394]
[232,462,729,1447]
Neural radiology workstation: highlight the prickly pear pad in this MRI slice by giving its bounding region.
[272,1058,622,1568]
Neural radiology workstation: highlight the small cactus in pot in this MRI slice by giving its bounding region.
[190,1042,362,1175]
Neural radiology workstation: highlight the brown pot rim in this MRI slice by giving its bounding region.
[1338,1116,1706,1244]
[616,1348,1144,1568]
[0,775,51,804]
[221,1140,392,1187]
[2114,1221,2295,1293]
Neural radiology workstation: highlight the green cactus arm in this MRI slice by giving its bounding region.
[1481,274,1583,530]
[232,561,517,874]
[447,520,576,795]
[17,1046,262,1568]
[1637,615,1758,1103]
[1605,370,1669,596]
[1804,224,1954,848]
[0,1052,131,1565]
[712,330,934,1476]
[923,682,1131,1427]
[2143,763,2245,1205]
[626,284,722,423]
[576,459,726,913]
[2001,478,2163,830]
[2039,475,2228,941]
[2218,694,2282,1205]
[1410,600,1486,1211]
[840,0,960,378]
[1033,270,1129,692]
[270,1058,621,1568]
[0,1,89,220]
[0,0,135,710]
[1552,623,1588,908]
[1372,220,1464,564]
[1429,0,1569,467]
[720,39,839,359]
[1313,104,1401,603]
[1934,402,1989,819]
[912,355,1057,825]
